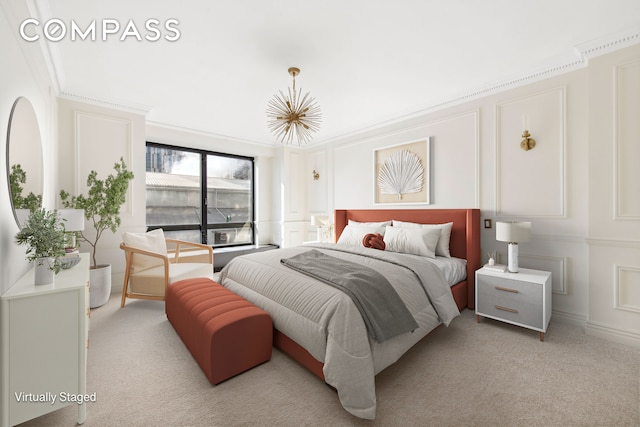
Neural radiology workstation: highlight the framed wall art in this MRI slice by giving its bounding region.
[374,137,430,204]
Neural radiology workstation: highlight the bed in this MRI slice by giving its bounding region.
[219,208,480,419]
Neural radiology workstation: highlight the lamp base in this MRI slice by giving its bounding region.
[507,242,519,273]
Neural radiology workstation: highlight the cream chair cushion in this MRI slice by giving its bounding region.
[129,263,214,296]
[122,228,168,273]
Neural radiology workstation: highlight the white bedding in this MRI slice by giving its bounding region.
[306,242,467,287]
[422,255,467,286]
[219,243,460,419]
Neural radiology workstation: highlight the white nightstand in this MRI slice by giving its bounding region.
[476,267,552,341]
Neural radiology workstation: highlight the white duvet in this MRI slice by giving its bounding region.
[219,243,460,419]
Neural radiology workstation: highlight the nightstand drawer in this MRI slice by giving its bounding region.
[477,274,544,330]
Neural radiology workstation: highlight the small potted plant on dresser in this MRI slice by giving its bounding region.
[15,208,66,285]
[60,158,134,308]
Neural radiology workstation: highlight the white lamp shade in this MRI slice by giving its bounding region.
[58,209,85,232]
[311,215,329,227]
[496,221,531,243]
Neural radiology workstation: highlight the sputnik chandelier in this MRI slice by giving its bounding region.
[266,67,321,146]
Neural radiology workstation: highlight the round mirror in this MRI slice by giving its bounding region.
[6,97,43,227]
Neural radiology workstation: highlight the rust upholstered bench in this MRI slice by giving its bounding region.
[166,277,273,385]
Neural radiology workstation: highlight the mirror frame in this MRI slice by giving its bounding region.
[6,97,44,228]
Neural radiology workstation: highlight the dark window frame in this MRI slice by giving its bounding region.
[145,141,255,248]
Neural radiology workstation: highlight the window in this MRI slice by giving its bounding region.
[145,142,254,247]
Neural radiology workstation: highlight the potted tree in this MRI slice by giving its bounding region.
[15,208,66,285]
[60,158,134,308]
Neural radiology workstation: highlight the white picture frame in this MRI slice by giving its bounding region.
[374,137,430,205]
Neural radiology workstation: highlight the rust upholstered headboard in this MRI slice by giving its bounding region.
[334,209,481,309]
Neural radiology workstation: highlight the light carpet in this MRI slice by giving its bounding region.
[19,294,640,426]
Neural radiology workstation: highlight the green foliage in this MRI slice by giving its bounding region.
[9,164,42,211]
[15,208,66,274]
[59,158,134,267]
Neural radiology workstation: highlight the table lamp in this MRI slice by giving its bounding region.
[58,209,85,252]
[311,215,329,242]
[496,221,531,273]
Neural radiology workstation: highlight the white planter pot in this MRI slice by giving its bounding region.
[34,257,54,285]
[90,264,112,308]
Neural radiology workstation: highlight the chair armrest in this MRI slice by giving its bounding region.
[120,243,171,265]
[120,243,171,296]
[165,239,214,264]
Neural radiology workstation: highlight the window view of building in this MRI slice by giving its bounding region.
[145,143,254,247]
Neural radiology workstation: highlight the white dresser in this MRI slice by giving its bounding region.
[476,267,552,341]
[1,254,90,427]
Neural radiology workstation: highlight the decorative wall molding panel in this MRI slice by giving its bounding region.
[519,254,568,295]
[284,149,303,220]
[587,237,640,249]
[74,112,134,216]
[614,265,640,313]
[534,234,586,245]
[498,251,568,295]
[424,111,479,208]
[614,59,640,220]
[282,222,307,248]
[495,87,566,217]
[333,110,479,209]
[307,149,328,214]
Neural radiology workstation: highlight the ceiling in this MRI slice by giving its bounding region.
[35,0,640,146]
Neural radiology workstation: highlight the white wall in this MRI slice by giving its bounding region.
[55,108,278,291]
[2,0,638,347]
[316,70,589,322]
[2,0,279,295]
[57,98,147,285]
[299,44,640,347]
[586,45,640,345]
[0,1,57,294]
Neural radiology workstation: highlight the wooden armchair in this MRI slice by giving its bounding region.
[120,229,214,307]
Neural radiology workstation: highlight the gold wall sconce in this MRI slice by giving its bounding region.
[312,170,320,180]
[521,130,536,151]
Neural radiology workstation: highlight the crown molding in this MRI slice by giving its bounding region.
[145,120,277,154]
[58,91,152,116]
[1,0,57,95]
[317,26,640,147]
[7,3,639,148]
[28,0,65,94]
[575,25,640,60]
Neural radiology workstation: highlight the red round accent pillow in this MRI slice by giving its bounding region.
[362,233,386,250]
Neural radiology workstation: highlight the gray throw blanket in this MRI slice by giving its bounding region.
[280,249,418,342]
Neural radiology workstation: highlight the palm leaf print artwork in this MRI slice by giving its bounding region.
[377,149,424,200]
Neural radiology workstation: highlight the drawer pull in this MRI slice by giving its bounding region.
[495,305,518,314]
[495,286,519,293]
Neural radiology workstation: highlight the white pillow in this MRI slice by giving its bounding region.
[392,220,453,257]
[337,224,386,246]
[383,225,441,258]
[122,228,168,273]
[348,219,392,228]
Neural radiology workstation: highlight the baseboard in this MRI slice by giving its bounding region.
[538,310,640,350]
[551,309,587,329]
[585,320,640,349]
